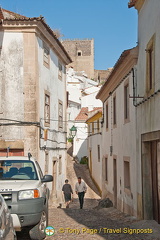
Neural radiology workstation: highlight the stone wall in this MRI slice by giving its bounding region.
[62,39,94,79]
[94,68,112,84]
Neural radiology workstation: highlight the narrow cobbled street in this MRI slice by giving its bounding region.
[18,149,160,240]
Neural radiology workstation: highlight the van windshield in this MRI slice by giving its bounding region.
[0,160,38,180]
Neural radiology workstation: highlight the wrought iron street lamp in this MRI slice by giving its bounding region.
[70,125,77,138]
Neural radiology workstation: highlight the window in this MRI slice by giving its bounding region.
[97,120,100,133]
[124,83,129,120]
[113,95,116,125]
[146,35,155,93]
[59,156,62,174]
[0,160,38,180]
[106,103,108,129]
[58,100,63,129]
[97,145,100,162]
[43,43,50,67]
[44,93,50,125]
[66,91,69,107]
[58,61,62,80]
[77,50,82,56]
[105,158,108,182]
[124,160,130,190]
[45,152,49,175]
[92,122,94,134]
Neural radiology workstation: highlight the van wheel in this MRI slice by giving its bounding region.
[29,208,48,240]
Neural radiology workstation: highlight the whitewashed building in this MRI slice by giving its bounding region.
[66,67,99,137]
[96,47,138,216]
[129,0,160,223]
[86,108,102,193]
[66,67,102,162]
[72,96,102,162]
[0,8,71,201]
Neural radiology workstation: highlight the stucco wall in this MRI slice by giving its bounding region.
[135,0,160,218]
[0,29,68,197]
[88,133,102,191]
[101,71,137,216]
[37,36,67,194]
[73,122,88,161]
[0,32,24,141]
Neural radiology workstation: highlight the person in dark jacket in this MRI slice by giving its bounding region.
[62,179,73,208]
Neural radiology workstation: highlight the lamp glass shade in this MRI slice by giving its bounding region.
[70,125,77,137]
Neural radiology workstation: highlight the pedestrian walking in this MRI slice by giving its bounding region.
[75,177,87,209]
[62,179,73,208]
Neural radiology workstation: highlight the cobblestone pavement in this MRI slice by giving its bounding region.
[46,206,160,240]
[17,149,160,239]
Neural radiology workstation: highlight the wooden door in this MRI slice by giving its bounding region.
[151,141,160,223]
[113,158,117,207]
[157,141,160,222]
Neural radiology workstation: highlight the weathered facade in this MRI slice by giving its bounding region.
[129,0,160,223]
[0,8,71,201]
[96,47,138,216]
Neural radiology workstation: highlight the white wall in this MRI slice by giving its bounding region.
[135,0,160,196]
[81,91,102,109]
[66,68,102,161]
[37,37,67,198]
[67,101,81,137]
[101,71,137,216]
[73,122,88,161]
[88,125,102,191]
[72,91,102,161]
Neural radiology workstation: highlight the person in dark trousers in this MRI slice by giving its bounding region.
[75,177,87,209]
[62,179,73,208]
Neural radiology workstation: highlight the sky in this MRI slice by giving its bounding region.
[0,0,138,70]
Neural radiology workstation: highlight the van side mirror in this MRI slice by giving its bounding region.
[41,175,53,183]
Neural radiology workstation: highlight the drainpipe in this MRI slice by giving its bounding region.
[110,93,113,156]
[132,67,137,107]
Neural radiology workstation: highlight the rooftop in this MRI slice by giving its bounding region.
[0,8,72,64]
[75,107,102,122]
[75,107,88,122]
[96,46,138,100]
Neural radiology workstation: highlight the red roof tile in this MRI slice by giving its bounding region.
[75,107,102,122]
[75,107,88,121]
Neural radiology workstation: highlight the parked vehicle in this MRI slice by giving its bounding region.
[0,194,17,240]
[0,154,53,240]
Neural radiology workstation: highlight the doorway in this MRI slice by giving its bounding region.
[52,160,57,192]
[113,158,117,207]
[151,141,160,223]
[142,131,160,223]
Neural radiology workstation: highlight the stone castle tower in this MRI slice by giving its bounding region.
[62,39,94,79]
